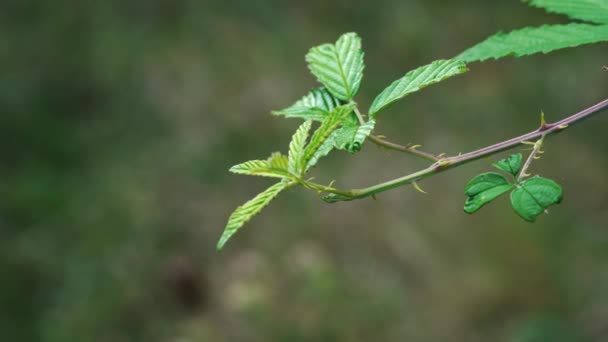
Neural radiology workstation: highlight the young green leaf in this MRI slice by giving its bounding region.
[288,120,312,174]
[306,32,365,101]
[333,120,377,152]
[272,87,342,122]
[303,104,356,167]
[526,0,608,25]
[218,181,293,250]
[493,153,523,176]
[368,59,467,117]
[464,172,514,214]
[457,23,608,62]
[305,132,336,171]
[510,176,563,222]
[230,152,292,179]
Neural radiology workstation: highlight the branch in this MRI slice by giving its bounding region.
[352,105,440,161]
[368,135,440,162]
[319,98,608,202]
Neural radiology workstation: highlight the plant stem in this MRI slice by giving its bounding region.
[353,106,440,161]
[368,135,440,162]
[517,134,545,182]
[317,98,608,202]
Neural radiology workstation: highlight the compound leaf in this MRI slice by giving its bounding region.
[457,23,608,62]
[510,176,563,222]
[218,181,292,250]
[306,32,365,101]
[272,87,342,122]
[369,59,467,117]
[526,0,608,25]
[288,120,312,174]
[230,152,291,179]
[464,172,514,214]
[303,104,356,167]
[493,153,523,176]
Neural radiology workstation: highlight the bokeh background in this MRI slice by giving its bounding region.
[2,1,608,341]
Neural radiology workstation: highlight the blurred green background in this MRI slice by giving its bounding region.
[1,1,607,341]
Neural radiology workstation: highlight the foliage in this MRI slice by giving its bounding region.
[219,0,608,250]
[463,153,563,222]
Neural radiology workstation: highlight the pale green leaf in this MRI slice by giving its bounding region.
[369,60,467,117]
[526,0,608,24]
[333,120,376,153]
[464,172,514,214]
[288,120,312,174]
[230,152,291,179]
[510,177,563,222]
[272,88,342,121]
[217,181,292,250]
[303,104,356,167]
[457,23,608,62]
[305,131,336,171]
[306,32,365,101]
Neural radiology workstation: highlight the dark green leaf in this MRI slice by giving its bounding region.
[510,176,563,222]
[464,172,514,214]
[493,153,523,176]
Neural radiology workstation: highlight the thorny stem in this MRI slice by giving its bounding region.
[353,106,440,162]
[310,98,608,202]
[368,135,440,162]
[518,134,546,182]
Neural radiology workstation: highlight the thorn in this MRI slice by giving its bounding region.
[521,141,536,146]
[412,181,427,194]
[540,110,547,128]
[437,153,447,158]
[410,144,422,149]
[558,124,569,130]
[603,66,608,71]
[533,156,542,160]
[327,180,336,189]
[376,135,387,139]
[522,172,532,178]
[372,194,377,200]
[537,150,545,154]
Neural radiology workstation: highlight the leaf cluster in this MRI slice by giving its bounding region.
[464,153,563,222]
[219,0,608,250]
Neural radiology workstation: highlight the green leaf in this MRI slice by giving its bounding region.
[333,120,376,153]
[493,153,523,176]
[464,172,514,214]
[306,32,365,101]
[303,104,356,167]
[272,87,342,122]
[230,152,292,179]
[288,120,312,174]
[218,181,292,250]
[457,23,608,62]
[526,0,608,25]
[510,176,563,222]
[368,60,467,117]
[305,132,336,171]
